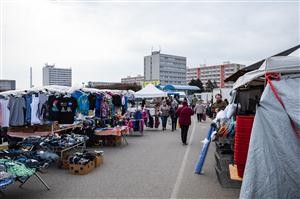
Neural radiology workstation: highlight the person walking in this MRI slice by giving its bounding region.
[191,95,198,109]
[176,101,194,145]
[160,100,170,131]
[194,100,206,122]
[170,99,178,131]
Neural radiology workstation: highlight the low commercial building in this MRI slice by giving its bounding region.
[0,80,16,92]
[121,75,144,85]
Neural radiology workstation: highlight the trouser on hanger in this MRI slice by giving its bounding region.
[155,116,160,128]
[181,125,189,144]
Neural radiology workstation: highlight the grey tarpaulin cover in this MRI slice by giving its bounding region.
[240,76,300,199]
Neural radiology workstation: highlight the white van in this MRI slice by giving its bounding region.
[167,91,190,105]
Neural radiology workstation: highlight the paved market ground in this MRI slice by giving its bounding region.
[2,117,240,199]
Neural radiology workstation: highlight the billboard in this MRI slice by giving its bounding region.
[142,80,160,87]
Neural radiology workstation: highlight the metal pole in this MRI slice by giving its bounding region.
[30,67,33,88]
[35,173,50,190]
[0,0,3,79]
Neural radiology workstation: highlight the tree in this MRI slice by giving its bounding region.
[205,80,214,92]
[212,80,218,88]
[195,79,204,92]
[188,79,197,86]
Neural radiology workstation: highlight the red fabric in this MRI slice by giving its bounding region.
[176,105,194,126]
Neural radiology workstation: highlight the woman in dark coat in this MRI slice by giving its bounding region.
[176,101,194,145]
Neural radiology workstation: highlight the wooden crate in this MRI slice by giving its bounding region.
[102,136,122,147]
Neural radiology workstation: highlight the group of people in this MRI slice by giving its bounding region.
[142,93,228,146]
[154,97,194,145]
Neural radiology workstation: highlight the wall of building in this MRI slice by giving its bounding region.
[0,80,16,91]
[187,63,245,88]
[43,66,72,87]
[121,75,144,84]
[144,52,187,85]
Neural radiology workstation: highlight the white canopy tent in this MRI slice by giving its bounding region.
[233,56,300,89]
[134,84,167,98]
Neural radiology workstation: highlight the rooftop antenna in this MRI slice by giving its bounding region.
[151,46,153,53]
[159,45,161,53]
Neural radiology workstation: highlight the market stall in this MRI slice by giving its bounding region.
[232,56,300,198]
[198,55,300,193]
[0,85,136,192]
[134,84,167,130]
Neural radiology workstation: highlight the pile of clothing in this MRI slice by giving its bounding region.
[21,134,89,150]
[1,149,59,168]
[68,151,98,165]
[0,158,36,188]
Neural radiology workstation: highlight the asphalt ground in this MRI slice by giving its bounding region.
[1,116,240,199]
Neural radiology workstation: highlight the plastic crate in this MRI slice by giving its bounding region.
[214,151,233,172]
[215,165,242,189]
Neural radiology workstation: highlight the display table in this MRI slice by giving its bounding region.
[7,123,82,139]
[94,126,129,145]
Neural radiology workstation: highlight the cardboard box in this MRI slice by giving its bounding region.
[61,158,70,169]
[69,160,95,175]
[102,136,122,146]
[94,155,104,167]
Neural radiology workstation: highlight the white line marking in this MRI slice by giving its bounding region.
[170,117,197,199]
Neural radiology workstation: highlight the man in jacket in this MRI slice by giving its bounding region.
[176,101,194,145]
[212,94,227,118]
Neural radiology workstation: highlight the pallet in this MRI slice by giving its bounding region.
[229,164,243,181]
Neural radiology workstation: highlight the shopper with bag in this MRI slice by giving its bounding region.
[194,100,206,122]
[176,101,194,145]
[160,100,170,131]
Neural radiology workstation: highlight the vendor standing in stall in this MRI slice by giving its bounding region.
[176,101,194,145]
[159,100,170,131]
[212,94,227,118]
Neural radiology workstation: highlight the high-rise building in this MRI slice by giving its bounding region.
[144,51,186,85]
[0,80,16,92]
[121,75,144,85]
[43,64,72,87]
[187,62,245,88]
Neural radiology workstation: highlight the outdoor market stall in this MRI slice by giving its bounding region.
[134,84,167,130]
[197,55,300,194]
[0,85,137,192]
[232,56,300,198]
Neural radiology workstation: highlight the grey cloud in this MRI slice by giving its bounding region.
[1,1,299,88]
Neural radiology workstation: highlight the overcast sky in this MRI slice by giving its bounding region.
[0,0,299,89]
